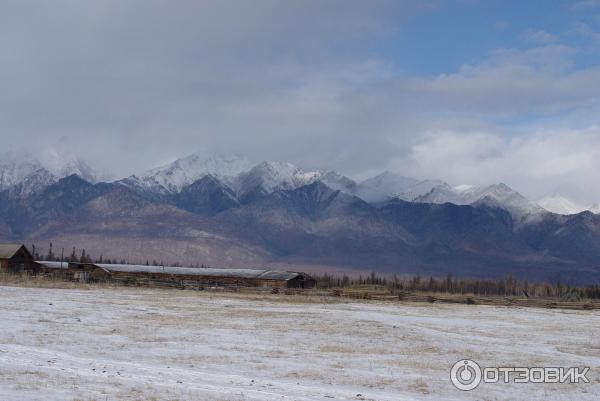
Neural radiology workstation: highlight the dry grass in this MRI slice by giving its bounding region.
[3,272,599,311]
[0,272,119,290]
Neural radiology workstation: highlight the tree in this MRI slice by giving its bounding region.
[32,244,40,260]
[69,247,78,263]
[46,243,55,261]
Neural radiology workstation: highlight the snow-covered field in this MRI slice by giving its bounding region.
[0,286,598,401]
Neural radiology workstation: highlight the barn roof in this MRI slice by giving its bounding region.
[94,264,301,281]
[0,244,29,259]
[36,261,69,270]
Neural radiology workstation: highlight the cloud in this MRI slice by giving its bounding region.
[571,21,600,44]
[0,1,599,203]
[572,0,600,9]
[391,127,600,202]
[0,0,423,174]
[520,29,559,44]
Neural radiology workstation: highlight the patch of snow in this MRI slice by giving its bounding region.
[454,184,474,192]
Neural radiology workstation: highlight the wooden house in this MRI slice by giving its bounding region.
[0,244,38,274]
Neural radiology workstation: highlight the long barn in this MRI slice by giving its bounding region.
[36,260,316,289]
[94,264,315,288]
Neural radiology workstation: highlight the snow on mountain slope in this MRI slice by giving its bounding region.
[415,182,546,219]
[122,155,324,200]
[0,147,103,196]
[537,195,585,215]
[535,195,600,215]
[234,161,321,198]
[122,154,255,194]
[0,158,46,191]
[414,183,465,204]
[35,147,104,183]
[469,183,546,218]
[355,172,444,203]
[318,171,357,194]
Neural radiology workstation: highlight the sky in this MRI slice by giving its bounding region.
[1,0,600,203]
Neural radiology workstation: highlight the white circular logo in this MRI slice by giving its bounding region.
[451,359,482,391]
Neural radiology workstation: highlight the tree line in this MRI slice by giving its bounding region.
[313,272,600,300]
[30,242,209,268]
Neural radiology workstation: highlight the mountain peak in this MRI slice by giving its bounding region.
[0,147,104,196]
[537,194,584,215]
[319,171,357,193]
[356,172,444,203]
[126,154,255,194]
[236,160,321,197]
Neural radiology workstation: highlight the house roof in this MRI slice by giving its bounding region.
[94,264,301,281]
[0,244,29,259]
[36,261,69,270]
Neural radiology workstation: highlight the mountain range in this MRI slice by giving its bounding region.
[1,150,600,284]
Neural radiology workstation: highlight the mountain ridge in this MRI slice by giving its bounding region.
[0,169,599,284]
[1,153,600,284]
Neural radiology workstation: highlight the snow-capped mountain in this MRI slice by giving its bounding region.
[416,182,545,219]
[537,195,584,215]
[468,183,546,219]
[117,154,550,220]
[0,147,104,197]
[355,172,444,203]
[234,161,321,201]
[120,155,324,202]
[318,171,357,194]
[413,183,465,204]
[536,195,600,215]
[120,154,255,195]
[11,149,587,220]
[35,147,103,183]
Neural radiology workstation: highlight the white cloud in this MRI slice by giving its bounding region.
[390,127,600,203]
[571,21,600,44]
[520,29,559,44]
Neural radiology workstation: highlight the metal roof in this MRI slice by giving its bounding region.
[0,244,28,259]
[95,264,301,281]
[36,261,69,270]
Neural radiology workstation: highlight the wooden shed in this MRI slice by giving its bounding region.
[35,260,70,279]
[0,244,38,274]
